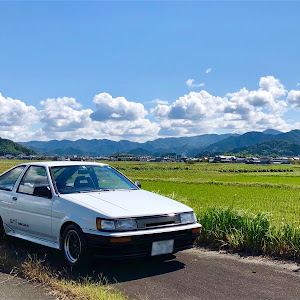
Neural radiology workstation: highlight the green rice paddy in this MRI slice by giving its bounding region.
[109,161,300,226]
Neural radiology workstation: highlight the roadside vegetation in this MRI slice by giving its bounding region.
[0,237,127,300]
[22,255,127,300]
[198,207,300,260]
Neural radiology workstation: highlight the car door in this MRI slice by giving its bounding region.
[9,165,54,242]
[0,165,26,230]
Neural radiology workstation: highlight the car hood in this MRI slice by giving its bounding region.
[63,189,193,218]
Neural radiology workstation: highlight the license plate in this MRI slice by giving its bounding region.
[151,240,174,256]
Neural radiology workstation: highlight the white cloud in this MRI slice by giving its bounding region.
[1,76,300,143]
[287,90,300,107]
[39,97,93,134]
[245,90,273,107]
[227,87,287,116]
[34,94,159,142]
[259,76,286,98]
[96,119,159,141]
[153,91,225,121]
[0,92,160,142]
[0,93,39,127]
[186,79,205,88]
[151,104,170,120]
[91,93,147,121]
[152,76,293,137]
[32,93,158,142]
[150,99,169,105]
[205,68,211,74]
[0,93,39,140]
[297,83,300,86]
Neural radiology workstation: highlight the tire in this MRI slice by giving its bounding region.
[62,224,88,267]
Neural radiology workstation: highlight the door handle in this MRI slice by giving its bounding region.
[12,197,18,201]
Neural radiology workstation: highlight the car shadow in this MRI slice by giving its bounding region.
[81,256,185,284]
[0,237,186,284]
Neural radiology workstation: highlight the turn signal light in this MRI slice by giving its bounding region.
[192,227,202,234]
[96,218,102,230]
[110,237,132,243]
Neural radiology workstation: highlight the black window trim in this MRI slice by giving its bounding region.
[0,165,26,192]
[16,165,53,199]
[48,166,59,195]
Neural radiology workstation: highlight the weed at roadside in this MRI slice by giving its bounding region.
[22,254,128,300]
[196,206,300,261]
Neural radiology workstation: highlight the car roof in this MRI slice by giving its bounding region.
[17,161,108,168]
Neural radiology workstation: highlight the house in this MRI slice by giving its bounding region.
[214,155,236,163]
[272,157,289,164]
[235,157,246,163]
[245,157,261,164]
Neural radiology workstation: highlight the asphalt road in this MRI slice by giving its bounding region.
[0,247,300,300]
[94,248,300,300]
[0,272,54,300]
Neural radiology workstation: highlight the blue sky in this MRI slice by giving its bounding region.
[0,1,300,142]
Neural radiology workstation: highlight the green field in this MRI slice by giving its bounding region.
[104,161,300,227]
[1,160,300,226]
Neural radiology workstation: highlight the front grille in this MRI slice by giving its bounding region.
[87,228,198,258]
[136,214,181,229]
[145,221,174,227]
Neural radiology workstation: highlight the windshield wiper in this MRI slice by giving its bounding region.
[78,189,113,193]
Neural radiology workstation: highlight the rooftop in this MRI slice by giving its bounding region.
[17,161,108,167]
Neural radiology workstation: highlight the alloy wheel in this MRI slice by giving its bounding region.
[64,229,82,264]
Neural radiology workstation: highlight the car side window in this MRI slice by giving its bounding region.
[0,166,25,191]
[17,166,52,198]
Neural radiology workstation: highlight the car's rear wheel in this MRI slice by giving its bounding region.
[62,224,88,266]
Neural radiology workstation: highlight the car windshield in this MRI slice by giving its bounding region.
[50,165,137,194]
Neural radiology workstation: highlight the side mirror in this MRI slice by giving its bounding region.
[135,181,141,188]
[33,186,52,199]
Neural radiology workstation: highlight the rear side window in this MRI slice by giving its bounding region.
[17,166,51,198]
[0,166,25,191]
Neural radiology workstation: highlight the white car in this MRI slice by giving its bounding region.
[0,161,201,266]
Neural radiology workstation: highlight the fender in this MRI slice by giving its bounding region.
[52,192,104,243]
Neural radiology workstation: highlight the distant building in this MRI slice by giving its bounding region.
[272,157,289,164]
[260,157,272,164]
[139,156,151,162]
[245,157,261,164]
[213,155,236,163]
[179,156,188,162]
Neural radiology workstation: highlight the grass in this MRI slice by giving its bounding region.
[105,161,300,226]
[0,160,28,172]
[0,237,128,300]
[142,181,300,225]
[196,206,300,260]
[22,255,127,300]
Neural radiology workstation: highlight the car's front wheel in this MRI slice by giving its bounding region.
[62,224,88,266]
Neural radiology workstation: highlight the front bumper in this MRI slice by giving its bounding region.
[85,224,201,259]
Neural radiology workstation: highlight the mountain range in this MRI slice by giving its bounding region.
[196,130,300,157]
[0,138,38,156]
[20,133,237,157]
[201,130,300,152]
[11,129,300,157]
[230,140,300,157]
